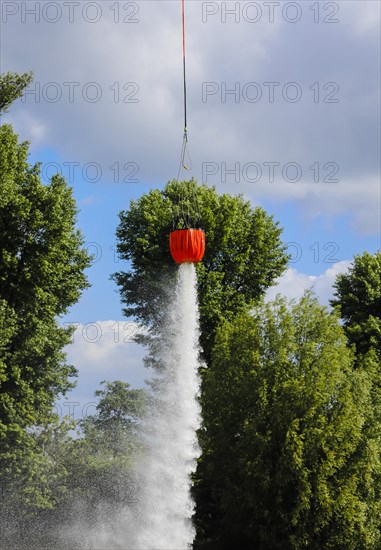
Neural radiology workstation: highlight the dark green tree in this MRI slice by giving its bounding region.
[330,252,381,545]
[58,381,146,518]
[194,293,380,549]
[0,117,91,511]
[330,251,381,358]
[112,179,288,362]
[0,381,145,549]
[80,380,146,459]
[0,71,33,114]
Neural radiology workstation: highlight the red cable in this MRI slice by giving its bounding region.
[182,0,186,57]
[182,0,187,132]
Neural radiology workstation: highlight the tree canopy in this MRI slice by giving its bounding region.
[194,293,380,549]
[79,380,146,458]
[0,122,91,428]
[113,178,289,361]
[0,71,33,114]
[0,102,91,509]
[1,380,144,548]
[331,251,381,358]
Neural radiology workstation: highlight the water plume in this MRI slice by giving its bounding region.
[132,262,202,549]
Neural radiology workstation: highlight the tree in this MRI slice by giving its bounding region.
[330,252,381,545]
[52,382,145,535]
[79,380,146,459]
[0,381,146,548]
[0,71,33,114]
[0,417,77,549]
[330,251,381,358]
[112,179,288,362]
[0,116,91,511]
[194,293,380,549]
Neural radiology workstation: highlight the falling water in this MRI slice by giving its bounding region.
[131,262,202,550]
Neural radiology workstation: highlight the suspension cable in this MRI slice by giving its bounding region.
[182,0,187,136]
[177,0,192,179]
[175,0,202,229]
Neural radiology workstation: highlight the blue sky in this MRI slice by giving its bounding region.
[1,0,380,416]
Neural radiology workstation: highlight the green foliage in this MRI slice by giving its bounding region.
[57,381,146,515]
[330,252,381,544]
[0,71,33,114]
[0,381,145,548]
[80,380,147,459]
[1,418,74,514]
[0,122,91,511]
[331,251,381,358]
[194,293,380,549]
[113,178,288,360]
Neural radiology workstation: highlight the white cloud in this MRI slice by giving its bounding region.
[240,176,380,235]
[266,260,352,305]
[9,111,48,146]
[58,321,149,422]
[343,0,380,35]
[79,195,96,206]
[65,320,147,381]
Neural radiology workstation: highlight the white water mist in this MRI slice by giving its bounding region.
[131,262,202,550]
